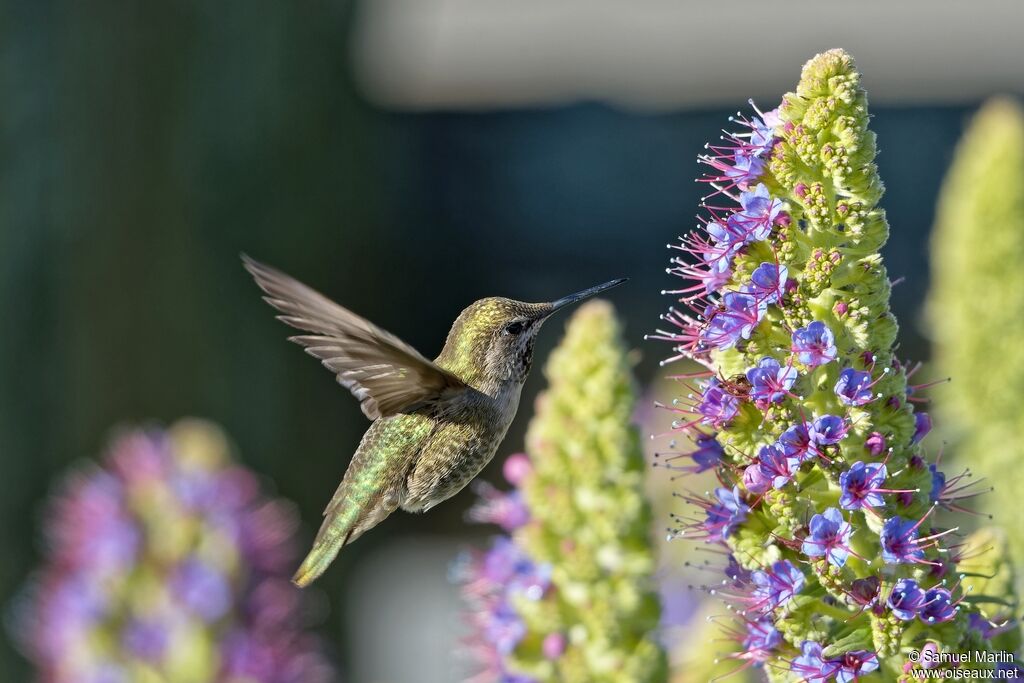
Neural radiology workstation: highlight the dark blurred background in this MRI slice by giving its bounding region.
[1,2,1022,681]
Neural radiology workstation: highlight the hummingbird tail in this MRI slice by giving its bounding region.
[291,487,398,587]
[292,527,351,588]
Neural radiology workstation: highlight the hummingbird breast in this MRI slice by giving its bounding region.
[401,384,521,512]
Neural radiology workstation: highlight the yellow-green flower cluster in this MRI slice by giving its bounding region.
[458,301,666,683]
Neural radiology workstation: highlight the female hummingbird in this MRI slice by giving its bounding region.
[243,256,626,587]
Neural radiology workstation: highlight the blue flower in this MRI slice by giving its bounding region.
[835,651,879,683]
[728,184,783,243]
[913,412,932,443]
[791,321,838,368]
[696,377,740,427]
[928,464,946,504]
[920,587,957,623]
[697,245,737,293]
[689,434,724,472]
[702,292,767,350]
[743,462,772,494]
[742,263,788,305]
[791,641,838,681]
[481,538,549,597]
[801,507,853,567]
[809,415,848,446]
[745,357,797,406]
[748,112,779,156]
[834,368,876,406]
[778,424,813,462]
[880,516,925,565]
[757,444,801,490]
[487,601,528,655]
[121,619,168,662]
[839,461,887,511]
[170,558,231,623]
[706,221,746,250]
[791,644,878,683]
[705,486,749,541]
[741,618,781,662]
[469,484,531,532]
[724,151,765,189]
[750,560,804,612]
[886,578,926,621]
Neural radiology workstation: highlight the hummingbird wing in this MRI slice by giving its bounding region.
[243,255,468,420]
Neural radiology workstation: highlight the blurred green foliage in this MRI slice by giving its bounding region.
[927,97,1024,592]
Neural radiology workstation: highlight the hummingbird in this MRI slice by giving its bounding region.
[242,255,626,587]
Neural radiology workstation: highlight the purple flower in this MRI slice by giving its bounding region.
[697,236,739,285]
[791,321,838,368]
[705,486,749,542]
[503,454,533,486]
[702,292,767,350]
[834,368,876,406]
[920,587,957,623]
[886,578,926,621]
[488,601,528,655]
[748,112,779,156]
[121,619,168,663]
[456,537,549,680]
[469,483,531,531]
[839,461,887,511]
[727,184,783,242]
[801,507,853,567]
[456,543,546,683]
[758,444,801,490]
[741,618,781,661]
[171,558,231,622]
[778,424,813,462]
[969,612,999,639]
[743,462,772,494]
[865,431,887,456]
[791,641,839,681]
[696,377,740,427]
[725,555,753,585]
[849,576,881,608]
[724,151,765,189]
[542,632,567,660]
[706,220,744,249]
[913,412,932,443]
[478,538,549,597]
[750,560,804,612]
[880,516,926,564]
[835,651,879,683]
[743,263,788,304]
[689,434,725,473]
[746,357,797,406]
[13,424,334,683]
[809,415,848,446]
[928,465,946,504]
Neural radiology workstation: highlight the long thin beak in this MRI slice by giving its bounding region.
[548,278,628,314]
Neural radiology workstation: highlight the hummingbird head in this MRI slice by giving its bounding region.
[437,278,627,388]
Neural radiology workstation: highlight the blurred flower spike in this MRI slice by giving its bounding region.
[927,96,1024,595]
[456,301,666,683]
[11,419,335,683]
[650,49,1020,679]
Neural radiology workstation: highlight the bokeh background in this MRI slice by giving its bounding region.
[1,2,1023,681]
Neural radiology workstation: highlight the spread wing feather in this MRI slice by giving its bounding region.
[243,255,466,420]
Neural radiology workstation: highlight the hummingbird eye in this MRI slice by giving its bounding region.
[503,320,526,336]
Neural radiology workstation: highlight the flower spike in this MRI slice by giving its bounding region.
[653,49,1019,678]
